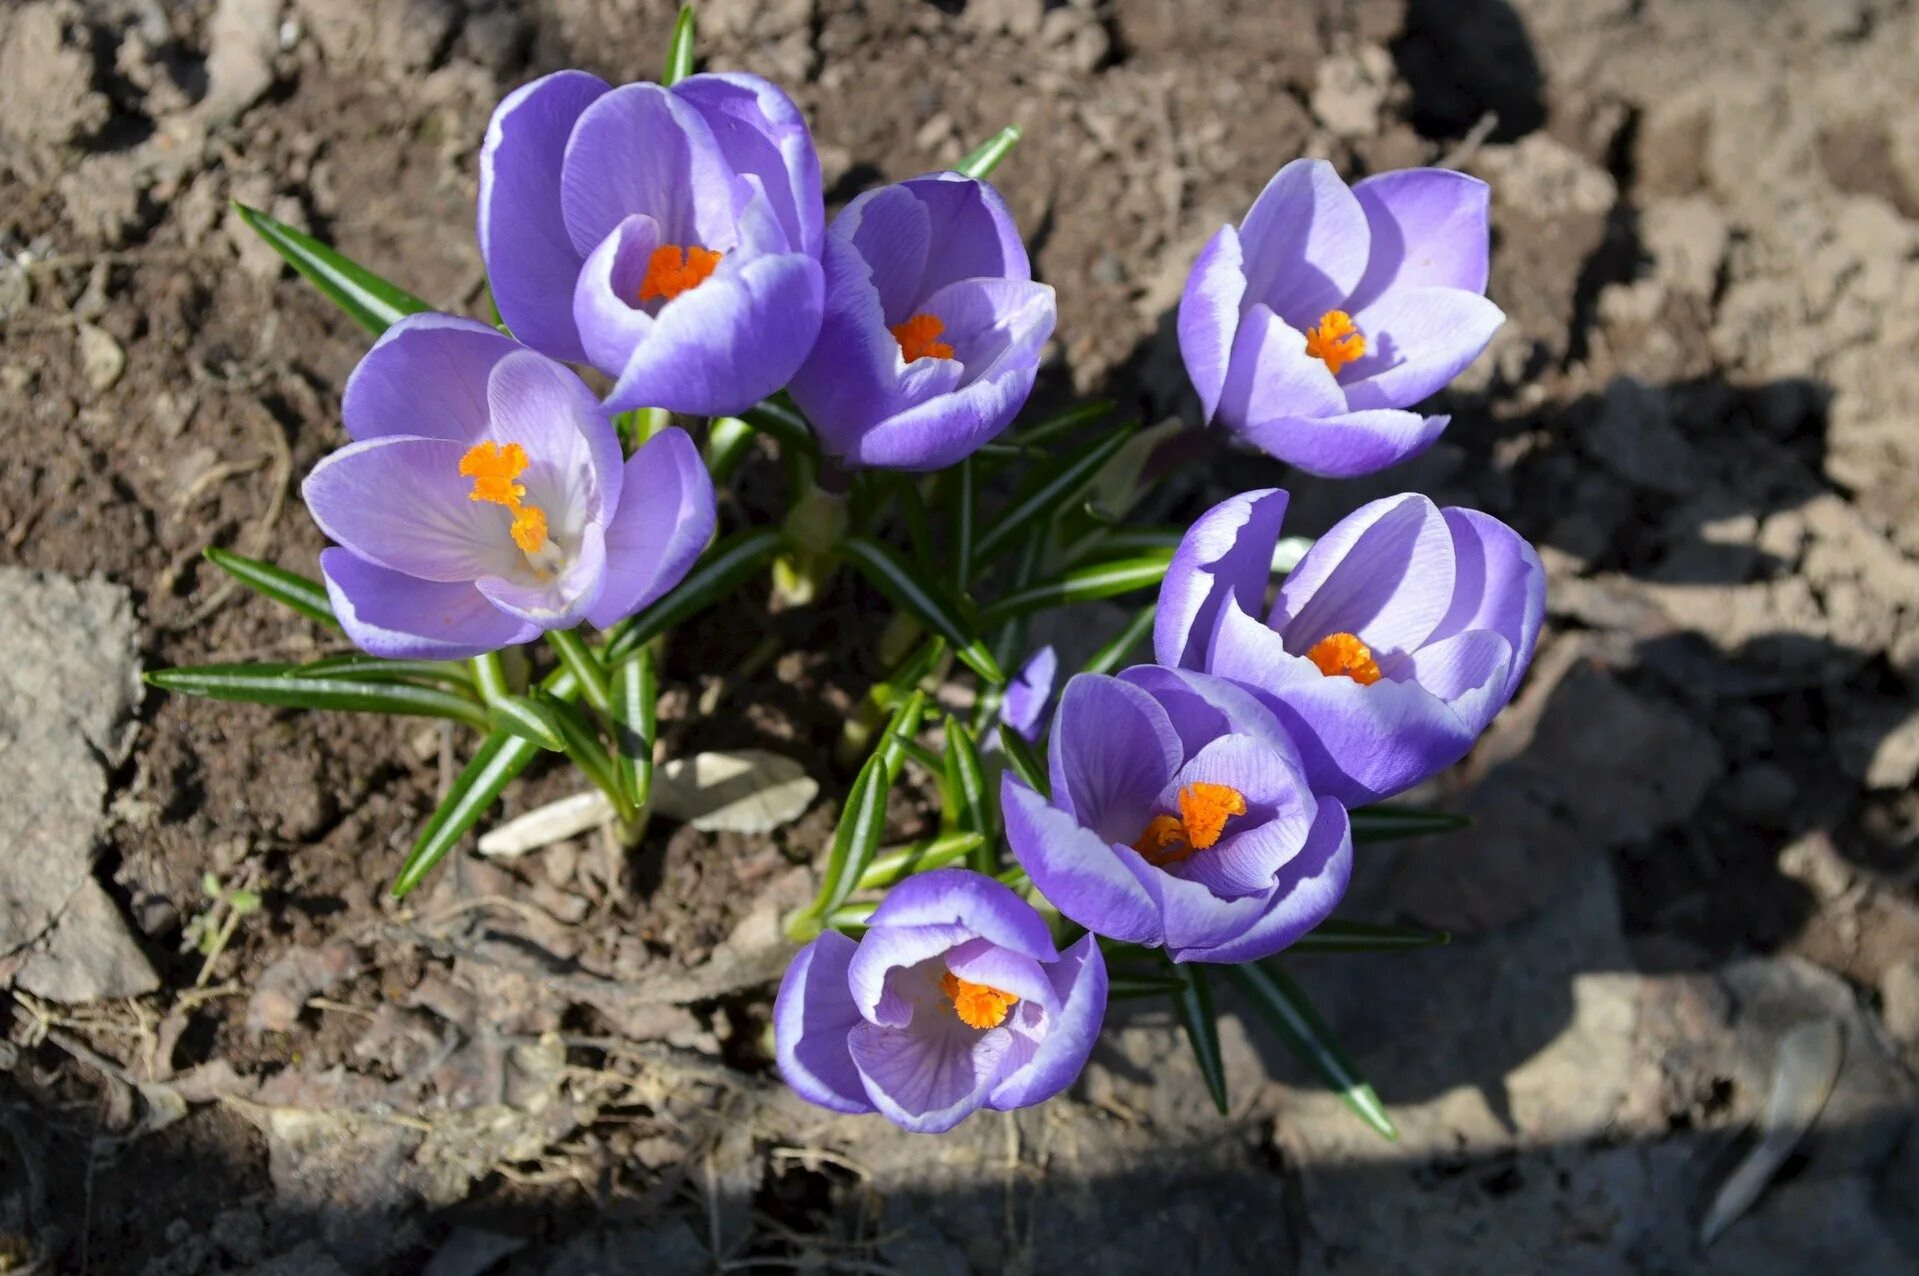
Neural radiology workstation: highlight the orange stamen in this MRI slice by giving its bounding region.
[890,312,954,363]
[1304,309,1366,375]
[940,970,1018,1029]
[1131,783,1248,866]
[639,244,723,304]
[459,440,549,554]
[1305,632,1382,685]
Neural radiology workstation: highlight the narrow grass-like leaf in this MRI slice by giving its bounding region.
[978,549,1173,628]
[543,692,637,822]
[1109,972,1191,999]
[1228,961,1397,1140]
[973,422,1138,566]
[1351,806,1472,842]
[604,527,783,664]
[841,536,1003,684]
[661,4,697,85]
[1290,919,1452,953]
[295,655,474,692]
[705,415,755,481]
[204,547,338,629]
[1005,400,1115,451]
[613,649,658,808]
[951,455,977,587]
[546,628,612,716]
[886,731,944,776]
[857,831,983,891]
[824,899,878,934]
[1171,964,1230,1115]
[486,694,568,752]
[147,664,488,731]
[998,728,1048,798]
[955,125,1021,179]
[738,398,817,457]
[391,732,538,896]
[944,717,994,872]
[894,475,936,573]
[811,750,894,921]
[1082,604,1156,677]
[230,202,431,334]
[876,689,928,784]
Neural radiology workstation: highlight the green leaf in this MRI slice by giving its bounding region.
[294,655,474,692]
[951,455,977,588]
[661,4,697,85]
[809,749,895,922]
[998,728,1048,798]
[1290,919,1451,953]
[1227,961,1397,1141]
[868,636,945,715]
[1109,972,1191,999]
[203,547,338,629]
[230,202,431,335]
[978,549,1173,628]
[856,831,984,891]
[841,536,1003,684]
[613,649,658,809]
[1005,400,1115,451]
[737,399,818,458]
[147,663,489,731]
[955,125,1021,180]
[1351,805,1472,843]
[1081,604,1156,677]
[603,527,784,664]
[876,689,929,783]
[824,899,878,934]
[704,415,755,482]
[943,717,994,871]
[1171,963,1230,1116]
[886,731,945,777]
[546,628,612,716]
[541,692,636,823]
[973,422,1139,566]
[391,732,540,896]
[486,694,567,752]
[893,475,936,573]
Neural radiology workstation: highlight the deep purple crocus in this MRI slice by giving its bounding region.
[1001,667,1352,963]
[785,173,1056,471]
[1178,160,1503,478]
[303,313,715,659]
[1156,488,1545,807]
[479,70,825,416]
[775,868,1105,1134]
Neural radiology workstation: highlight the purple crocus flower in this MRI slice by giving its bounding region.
[1178,160,1503,478]
[1156,488,1545,807]
[1001,667,1352,963]
[785,173,1056,471]
[303,313,715,659]
[478,70,825,416]
[775,868,1105,1134]
[998,645,1058,743]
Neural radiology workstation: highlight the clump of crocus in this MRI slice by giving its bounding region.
[1001,667,1352,963]
[479,70,825,415]
[302,314,715,658]
[786,173,1056,470]
[1178,160,1503,477]
[775,868,1106,1133]
[1155,488,1544,806]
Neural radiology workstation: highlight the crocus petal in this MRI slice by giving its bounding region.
[559,83,742,258]
[1047,674,1183,842]
[303,436,520,583]
[572,214,661,378]
[1260,674,1477,806]
[603,250,824,416]
[1236,409,1450,480]
[481,349,624,534]
[1000,646,1058,742]
[773,931,872,1115]
[919,277,1056,382]
[1203,600,1328,694]
[944,939,1057,1011]
[1276,493,1456,656]
[1428,507,1547,701]
[835,183,932,324]
[1347,169,1491,310]
[584,427,716,629]
[1002,777,1164,947]
[476,521,608,629]
[1116,665,1307,774]
[847,924,976,1027]
[1179,800,1352,964]
[1118,842,1276,956]
[1157,735,1315,896]
[1390,629,1512,738]
[341,313,520,443]
[865,868,1058,962]
[672,72,823,256]
[849,1018,1011,1134]
[1153,487,1290,671]
[320,548,536,660]
[1236,158,1371,329]
[844,364,1037,472]
[901,172,1032,298]
[1216,303,1346,434]
[479,71,609,363]
[988,934,1106,1110]
[1340,287,1504,411]
[1178,224,1247,425]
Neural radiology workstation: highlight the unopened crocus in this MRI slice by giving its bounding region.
[1178,160,1503,477]
[303,314,715,659]
[785,173,1056,470]
[1001,667,1352,963]
[1155,488,1544,806]
[776,869,1105,1133]
[479,70,824,415]
[998,645,1058,743]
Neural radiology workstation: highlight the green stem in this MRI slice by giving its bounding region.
[547,628,613,716]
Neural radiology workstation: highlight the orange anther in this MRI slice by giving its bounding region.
[1304,309,1366,375]
[940,970,1018,1029]
[459,440,548,554]
[1305,631,1383,685]
[890,312,955,363]
[1131,783,1249,866]
[639,244,723,304]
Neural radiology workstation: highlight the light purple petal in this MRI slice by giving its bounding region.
[1157,735,1315,899]
[585,427,716,629]
[603,249,823,416]
[1236,158,1371,329]
[1177,225,1247,425]
[1216,303,1346,435]
[1153,488,1290,671]
[900,172,1031,299]
[341,313,519,444]
[1047,673,1183,842]
[1390,629,1512,738]
[1116,665,1307,775]
[475,520,608,629]
[849,1017,1010,1134]
[1347,168,1491,310]
[865,868,1059,962]
[560,83,742,258]
[919,276,1056,383]
[1340,287,1504,411]
[773,931,872,1115]
[1276,493,1456,656]
[844,364,1037,472]
[481,349,624,535]
[1117,841,1276,955]
[943,939,1056,1011]
[989,934,1106,1110]
[1428,507,1546,701]
[303,436,519,583]
[672,72,824,257]
[1000,646,1058,743]
[1178,800,1352,964]
[572,213,661,378]
[479,70,609,363]
[1002,777,1164,947]
[1237,408,1449,479]
[320,548,536,660]
[847,924,975,1027]
[1259,674,1476,805]
[835,183,932,324]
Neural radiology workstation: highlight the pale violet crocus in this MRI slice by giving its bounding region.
[302,314,715,659]
[1155,488,1545,806]
[775,869,1106,1133]
[786,173,1056,471]
[1178,160,1503,477]
[478,70,825,416]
